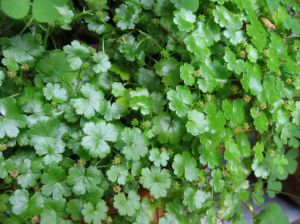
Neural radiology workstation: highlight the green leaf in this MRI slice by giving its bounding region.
[252,159,269,179]
[34,137,65,164]
[0,152,8,179]
[152,113,184,144]
[222,99,245,126]
[241,63,263,98]
[81,120,118,158]
[184,32,211,62]
[36,51,73,82]
[118,34,145,62]
[186,110,209,136]
[66,199,84,221]
[71,83,104,118]
[167,86,194,117]
[223,29,245,45]
[1,0,30,19]
[246,13,268,51]
[210,169,225,192]
[63,40,92,70]
[43,83,68,102]
[250,107,269,133]
[246,44,258,63]
[0,70,4,87]
[32,0,69,23]
[41,165,70,200]
[56,5,74,30]
[115,3,141,30]
[172,151,200,182]
[267,180,282,198]
[173,9,196,32]
[197,60,230,93]
[2,34,44,71]
[67,165,103,195]
[292,102,300,125]
[212,6,243,30]
[254,203,289,224]
[0,98,26,138]
[82,200,108,224]
[120,127,149,161]
[40,209,57,224]
[107,165,128,185]
[129,88,152,115]
[223,48,245,75]
[180,63,195,86]
[183,188,211,212]
[171,0,199,12]
[113,191,140,216]
[102,101,125,121]
[140,166,171,199]
[154,57,180,87]
[272,154,288,175]
[9,189,29,215]
[93,51,111,73]
[0,194,9,213]
[149,148,169,167]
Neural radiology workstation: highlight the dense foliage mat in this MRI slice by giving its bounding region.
[0,0,299,223]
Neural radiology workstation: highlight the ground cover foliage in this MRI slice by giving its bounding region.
[0,0,299,223]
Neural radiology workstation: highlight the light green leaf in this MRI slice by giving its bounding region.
[180,63,195,86]
[82,120,118,158]
[43,83,68,102]
[184,32,211,62]
[172,151,200,182]
[222,99,245,126]
[173,9,196,32]
[171,0,199,12]
[2,34,44,71]
[210,169,225,192]
[0,98,27,138]
[67,165,103,195]
[71,83,104,118]
[120,127,149,161]
[107,165,128,185]
[34,137,65,164]
[63,40,92,70]
[113,191,140,216]
[246,44,258,63]
[9,189,29,215]
[250,107,269,133]
[140,166,171,199]
[93,51,111,73]
[186,110,209,136]
[82,200,108,224]
[115,3,141,30]
[167,86,194,117]
[149,148,169,167]
[183,188,211,212]
[40,209,57,224]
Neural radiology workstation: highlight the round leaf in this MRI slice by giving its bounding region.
[1,0,30,19]
[32,0,68,23]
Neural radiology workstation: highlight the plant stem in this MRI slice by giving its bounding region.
[19,17,34,35]
[44,27,51,48]
[4,93,21,99]
[267,188,300,200]
[137,29,163,50]
[243,202,255,216]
